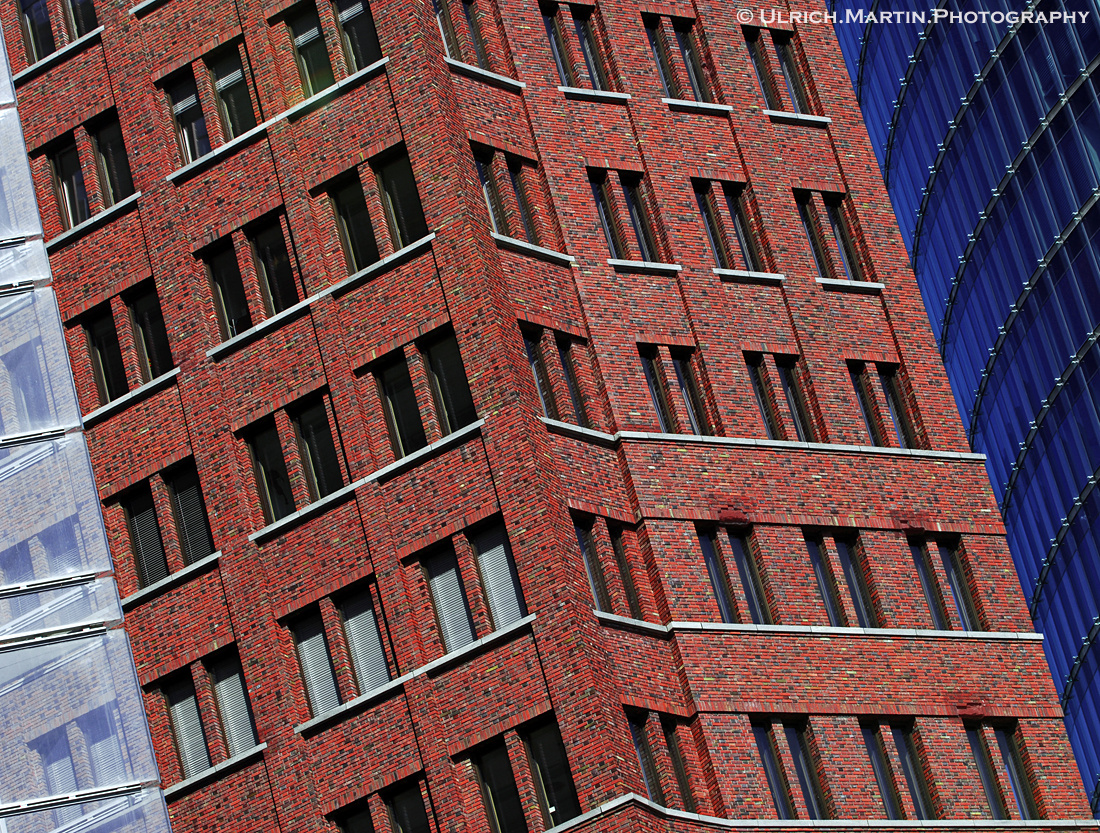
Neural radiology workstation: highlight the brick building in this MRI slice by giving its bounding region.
[3,0,1096,829]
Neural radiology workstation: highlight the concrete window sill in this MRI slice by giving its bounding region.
[714,268,784,285]
[558,86,631,104]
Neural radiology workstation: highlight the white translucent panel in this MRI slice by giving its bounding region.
[1,787,172,833]
[0,577,120,638]
[0,34,14,105]
[0,436,112,587]
[0,630,158,804]
[0,109,41,241]
[0,239,50,287]
[0,288,81,438]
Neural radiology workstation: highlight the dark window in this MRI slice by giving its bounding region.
[573,10,608,90]
[289,9,336,97]
[525,722,581,827]
[610,527,643,619]
[339,591,392,692]
[753,723,793,819]
[694,182,729,269]
[590,172,624,258]
[51,139,89,230]
[206,242,253,340]
[246,416,295,523]
[65,0,97,38]
[127,285,173,382]
[699,530,735,624]
[389,784,432,833]
[640,347,673,433]
[292,399,343,500]
[629,713,666,805]
[674,24,710,102]
[909,543,947,630]
[208,654,258,755]
[164,675,212,778]
[966,727,1007,819]
[123,484,168,588]
[730,188,763,272]
[938,543,979,631]
[836,538,876,628]
[92,118,134,208]
[825,201,859,282]
[432,0,461,59]
[543,9,574,86]
[746,29,781,109]
[850,364,883,446]
[19,0,56,63]
[557,339,589,428]
[507,165,538,243]
[167,73,211,165]
[663,721,696,811]
[671,352,709,435]
[376,152,428,247]
[166,463,215,565]
[377,355,427,457]
[424,546,476,651]
[878,367,915,448]
[623,178,658,262]
[747,356,779,439]
[332,178,380,273]
[806,537,842,627]
[798,196,833,282]
[862,725,901,819]
[250,219,299,316]
[728,532,769,625]
[461,0,490,68]
[210,50,257,139]
[476,155,507,235]
[85,306,128,404]
[336,0,382,70]
[292,609,342,716]
[337,805,376,833]
[994,726,1038,820]
[474,740,528,833]
[645,19,675,97]
[424,332,477,434]
[574,521,610,612]
[524,331,558,420]
[773,35,809,114]
[472,524,526,629]
[785,723,825,819]
[777,359,813,442]
[891,725,933,819]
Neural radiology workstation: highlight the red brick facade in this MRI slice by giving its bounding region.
[6,0,1094,829]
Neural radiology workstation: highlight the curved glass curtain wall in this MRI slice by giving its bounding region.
[834,0,1100,810]
[0,34,170,833]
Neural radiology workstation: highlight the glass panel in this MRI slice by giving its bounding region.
[0,109,43,239]
[0,630,159,803]
[337,0,382,70]
[525,722,581,826]
[9,786,172,833]
[0,575,119,639]
[475,741,528,833]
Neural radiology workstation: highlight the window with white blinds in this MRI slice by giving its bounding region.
[292,610,342,716]
[37,727,81,825]
[81,705,126,787]
[424,548,476,651]
[167,463,215,565]
[123,484,169,588]
[340,592,392,694]
[165,676,212,778]
[472,525,526,630]
[209,655,258,756]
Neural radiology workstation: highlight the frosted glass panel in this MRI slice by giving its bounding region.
[0,576,120,638]
[0,630,158,803]
[0,239,50,287]
[0,287,81,437]
[0,109,42,240]
[0,35,15,106]
[0,436,112,585]
[2,787,172,833]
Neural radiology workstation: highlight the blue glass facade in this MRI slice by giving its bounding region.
[0,34,171,833]
[834,0,1100,809]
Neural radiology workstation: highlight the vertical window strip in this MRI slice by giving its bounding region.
[125,485,169,588]
[777,361,812,442]
[826,203,859,281]
[525,332,559,420]
[994,727,1038,820]
[663,722,696,811]
[341,592,392,692]
[476,155,506,235]
[728,532,769,625]
[573,12,607,90]
[675,26,709,102]
[378,356,427,457]
[806,537,842,627]
[557,339,589,428]
[475,741,528,833]
[472,524,527,630]
[730,189,762,272]
[525,722,581,827]
[671,354,708,435]
[784,724,825,819]
[209,655,258,756]
[543,10,573,86]
[623,180,658,263]
[695,183,730,269]
[293,400,344,501]
[641,348,673,433]
[938,544,978,631]
[591,174,624,258]
[753,723,793,819]
[747,357,779,439]
[610,527,644,619]
[835,539,876,628]
[629,714,666,805]
[645,21,675,97]
[966,727,1008,819]
[879,368,914,448]
[699,530,736,624]
[165,676,212,778]
[850,365,883,446]
[910,543,948,630]
[167,464,215,566]
[424,547,477,651]
[862,725,902,819]
[575,522,611,612]
[891,725,933,819]
[293,611,342,716]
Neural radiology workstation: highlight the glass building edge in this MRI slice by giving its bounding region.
[0,36,170,832]
[834,0,1100,811]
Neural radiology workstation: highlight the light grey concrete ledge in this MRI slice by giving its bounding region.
[663,97,733,115]
[163,743,267,800]
[559,86,631,103]
[764,109,832,127]
[715,268,785,285]
[607,258,682,275]
[816,277,885,294]
[121,551,221,611]
[46,192,141,252]
[445,58,525,91]
[83,367,180,427]
[13,26,103,84]
[492,233,575,266]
